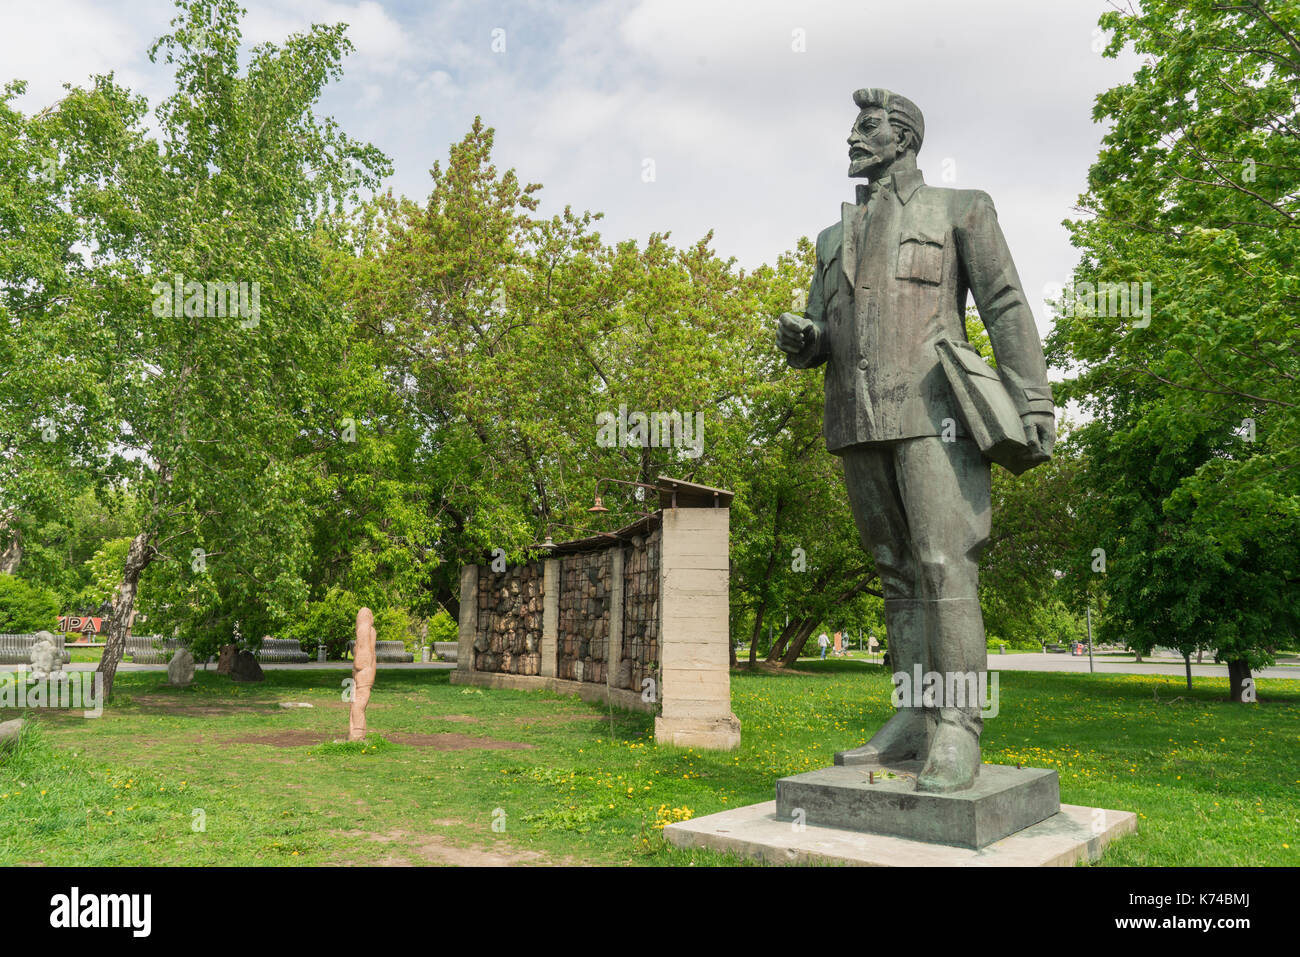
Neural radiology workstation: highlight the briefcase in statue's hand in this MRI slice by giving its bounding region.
[935,338,1045,476]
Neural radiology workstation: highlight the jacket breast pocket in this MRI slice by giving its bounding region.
[896,228,945,285]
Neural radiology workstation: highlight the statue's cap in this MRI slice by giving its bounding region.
[852,88,924,151]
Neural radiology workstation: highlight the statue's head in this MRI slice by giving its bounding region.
[847,88,925,178]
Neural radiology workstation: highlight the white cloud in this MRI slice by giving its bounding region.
[242,0,419,74]
[0,0,159,109]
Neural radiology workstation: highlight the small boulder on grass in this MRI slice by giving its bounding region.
[167,648,195,687]
[0,718,24,753]
[229,650,264,683]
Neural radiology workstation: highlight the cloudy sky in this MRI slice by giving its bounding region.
[1,0,1141,341]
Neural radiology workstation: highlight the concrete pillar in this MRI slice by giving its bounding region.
[654,507,741,750]
[540,558,559,678]
[456,564,477,676]
[607,546,624,695]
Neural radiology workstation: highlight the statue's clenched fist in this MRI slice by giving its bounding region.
[776,312,815,355]
[1022,412,1056,462]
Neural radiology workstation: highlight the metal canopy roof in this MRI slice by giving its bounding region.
[511,475,735,559]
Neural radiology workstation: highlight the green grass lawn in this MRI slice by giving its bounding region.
[1,660,1296,865]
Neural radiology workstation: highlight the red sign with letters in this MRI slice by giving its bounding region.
[57,615,103,634]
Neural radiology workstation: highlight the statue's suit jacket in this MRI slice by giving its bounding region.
[787,168,1053,454]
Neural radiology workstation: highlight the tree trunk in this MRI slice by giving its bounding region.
[1226,658,1253,703]
[779,618,818,668]
[766,619,800,662]
[747,605,766,667]
[0,524,20,574]
[97,531,152,699]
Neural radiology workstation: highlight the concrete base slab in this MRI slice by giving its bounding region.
[655,713,741,750]
[448,668,655,714]
[776,762,1059,849]
[664,800,1135,867]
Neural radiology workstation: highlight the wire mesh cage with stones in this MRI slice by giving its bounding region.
[473,560,544,675]
[617,528,660,693]
[557,550,609,683]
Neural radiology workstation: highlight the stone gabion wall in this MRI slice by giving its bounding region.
[557,550,610,683]
[474,560,545,675]
[616,528,661,691]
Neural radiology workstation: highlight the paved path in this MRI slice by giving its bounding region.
[10,655,1298,681]
[988,652,1298,680]
[814,651,1299,680]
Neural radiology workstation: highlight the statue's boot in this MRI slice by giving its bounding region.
[917,597,986,793]
[916,707,982,792]
[835,599,931,766]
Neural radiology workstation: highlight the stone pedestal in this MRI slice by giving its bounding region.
[666,758,1134,865]
[653,506,740,751]
[775,762,1059,850]
[456,565,477,678]
[540,558,558,678]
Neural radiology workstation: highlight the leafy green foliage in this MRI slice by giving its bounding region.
[0,574,59,632]
[1047,1,1300,693]
[281,586,411,659]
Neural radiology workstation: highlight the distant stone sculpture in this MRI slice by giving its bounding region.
[349,608,377,742]
[28,631,63,681]
[167,648,195,687]
[229,650,264,683]
[216,644,237,675]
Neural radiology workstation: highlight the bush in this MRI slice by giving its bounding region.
[283,588,413,659]
[986,634,1045,652]
[428,609,457,644]
[372,606,413,651]
[0,574,59,633]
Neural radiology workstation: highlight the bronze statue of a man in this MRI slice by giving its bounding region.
[776,88,1055,793]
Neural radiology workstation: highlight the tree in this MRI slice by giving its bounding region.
[1064,399,1298,700]
[0,76,144,623]
[5,490,142,611]
[1068,0,1300,497]
[330,116,889,672]
[1048,1,1300,699]
[980,427,1088,647]
[7,0,390,695]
